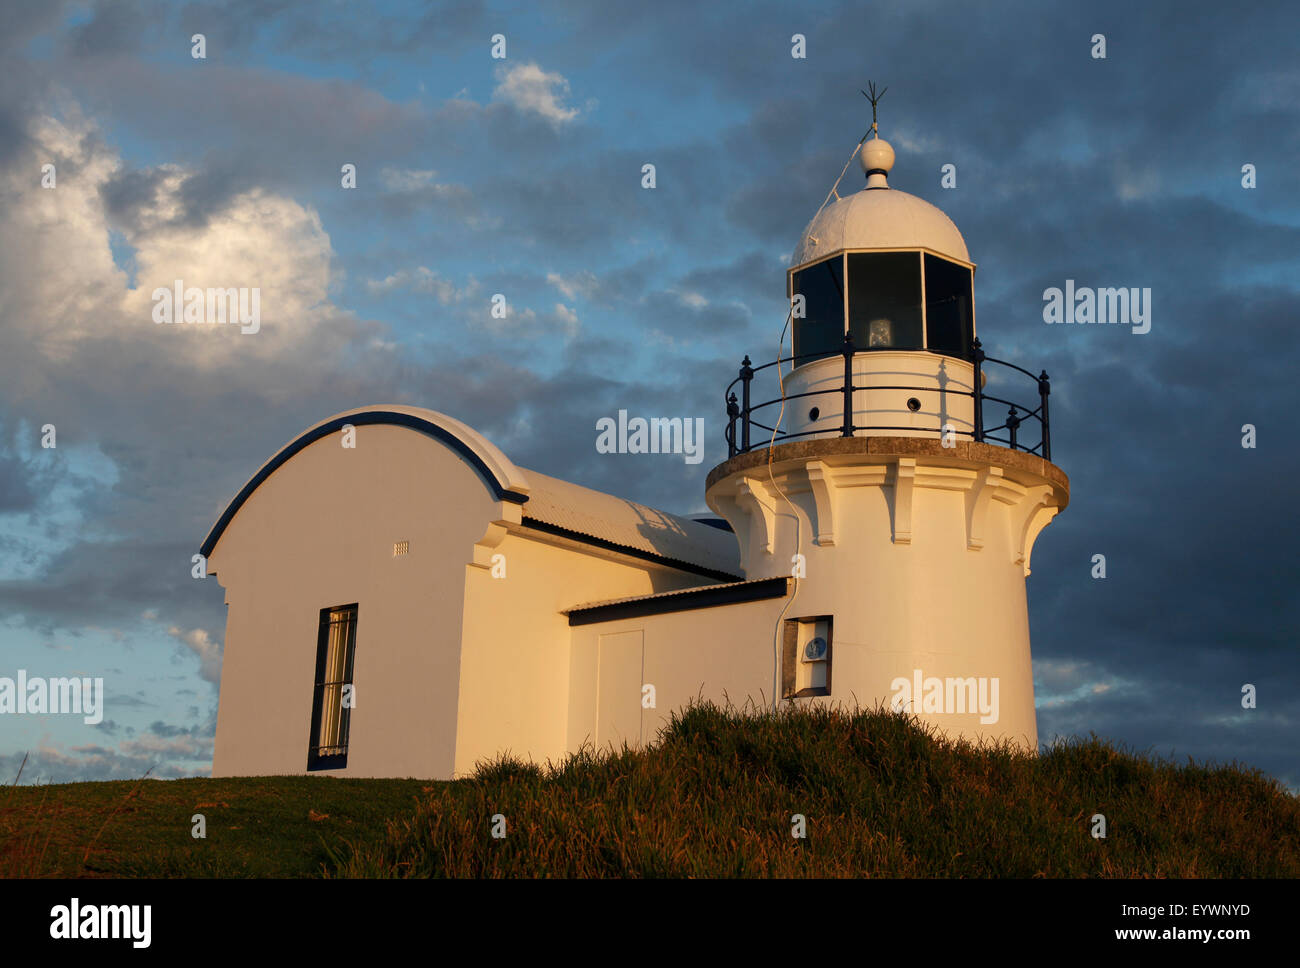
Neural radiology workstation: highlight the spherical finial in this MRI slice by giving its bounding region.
[859,137,894,188]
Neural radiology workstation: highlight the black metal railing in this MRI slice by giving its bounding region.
[724,335,1052,461]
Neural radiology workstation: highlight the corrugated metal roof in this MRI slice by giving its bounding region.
[518,467,741,577]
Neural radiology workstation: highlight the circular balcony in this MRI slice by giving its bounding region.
[724,336,1052,460]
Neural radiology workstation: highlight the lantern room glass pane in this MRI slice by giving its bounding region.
[847,252,923,350]
[791,256,845,364]
[924,254,973,360]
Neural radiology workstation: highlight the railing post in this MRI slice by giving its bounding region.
[739,355,753,453]
[1007,405,1021,451]
[841,332,855,437]
[1038,369,1051,462]
[972,337,985,443]
[726,392,739,458]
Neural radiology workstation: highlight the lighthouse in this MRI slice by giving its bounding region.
[205,103,1069,780]
[704,119,1069,749]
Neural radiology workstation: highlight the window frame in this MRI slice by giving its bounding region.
[922,252,975,362]
[846,250,925,352]
[789,254,847,365]
[786,247,978,362]
[781,615,834,699]
[307,603,359,772]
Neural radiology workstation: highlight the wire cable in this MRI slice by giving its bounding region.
[762,142,864,709]
[809,140,865,227]
[766,307,803,711]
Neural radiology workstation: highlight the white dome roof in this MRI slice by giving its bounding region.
[791,184,971,268]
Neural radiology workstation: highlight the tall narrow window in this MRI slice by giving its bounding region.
[308,604,358,771]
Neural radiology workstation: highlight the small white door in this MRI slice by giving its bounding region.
[596,630,644,750]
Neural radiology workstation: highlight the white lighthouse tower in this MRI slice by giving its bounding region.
[704,115,1069,749]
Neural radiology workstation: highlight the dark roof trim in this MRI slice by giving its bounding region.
[200,411,528,558]
[566,576,790,627]
[518,518,742,585]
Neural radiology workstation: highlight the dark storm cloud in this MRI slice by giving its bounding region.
[0,432,48,514]
[161,0,490,61]
[97,166,180,234]
[0,105,32,168]
[0,739,212,783]
[171,158,261,229]
[0,0,70,51]
[479,143,731,255]
[101,155,252,233]
[635,290,751,336]
[535,0,1300,788]
[678,250,789,305]
[0,537,199,635]
[148,719,211,738]
[64,0,169,58]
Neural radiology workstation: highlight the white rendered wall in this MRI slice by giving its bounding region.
[705,444,1067,750]
[209,425,502,778]
[209,423,719,780]
[566,599,789,753]
[455,532,708,776]
[778,351,976,443]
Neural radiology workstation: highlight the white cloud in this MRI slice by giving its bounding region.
[379,167,436,190]
[553,302,579,339]
[1113,162,1162,201]
[1,114,357,373]
[888,128,944,156]
[480,300,578,342]
[493,62,582,125]
[483,303,537,336]
[545,270,598,301]
[1033,657,1136,710]
[1034,658,1087,692]
[368,266,449,301]
[365,266,479,305]
[377,167,468,200]
[167,625,222,686]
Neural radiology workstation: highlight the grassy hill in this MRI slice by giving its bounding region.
[4,703,1297,877]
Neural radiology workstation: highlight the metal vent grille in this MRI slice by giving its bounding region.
[393,540,410,556]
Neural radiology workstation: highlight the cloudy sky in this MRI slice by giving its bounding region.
[1,0,1296,790]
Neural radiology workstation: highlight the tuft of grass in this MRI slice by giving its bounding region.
[333,702,1300,878]
[2,754,60,879]
[2,704,1296,878]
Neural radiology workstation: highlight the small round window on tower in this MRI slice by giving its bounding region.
[907,397,922,412]
[809,406,820,421]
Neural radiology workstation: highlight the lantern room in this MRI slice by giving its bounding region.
[789,136,975,366]
[774,135,980,443]
[723,130,1052,460]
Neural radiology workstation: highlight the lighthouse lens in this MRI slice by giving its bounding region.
[848,252,922,350]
